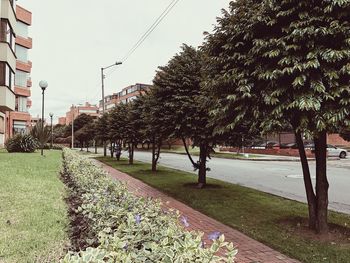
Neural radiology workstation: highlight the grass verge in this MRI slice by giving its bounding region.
[0,150,68,263]
[96,156,350,263]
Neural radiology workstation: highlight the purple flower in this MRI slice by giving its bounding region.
[208,231,221,241]
[135,214,141,224]
[200,240,206,248]
[123,243,128,250]
[181,216,190,227]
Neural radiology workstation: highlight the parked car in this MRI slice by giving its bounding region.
[251,140,279,149]
[326,144,348,158]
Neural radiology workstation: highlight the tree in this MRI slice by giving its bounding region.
[204,0,350,233]
[153,44,225,188]
[75,123,95,151]
[339,127,350,142]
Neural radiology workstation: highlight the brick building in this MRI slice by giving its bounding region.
[5,4,33,138]
[0,0,32,146]
[63,102,99,125]
[99,83,151,112]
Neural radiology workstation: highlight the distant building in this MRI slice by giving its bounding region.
[99,83,151,112]
[64,102,99,125]
[58,117,66,126]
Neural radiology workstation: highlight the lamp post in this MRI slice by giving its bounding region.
[49,112,53,149]
[39,80,48,156]
[101,61,122,156]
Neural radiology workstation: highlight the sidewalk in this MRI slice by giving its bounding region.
[96,160,301,263]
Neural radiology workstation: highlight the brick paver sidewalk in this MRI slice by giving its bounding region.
[96,160,301,263]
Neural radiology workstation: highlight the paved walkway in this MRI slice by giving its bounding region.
[96,160,301,263]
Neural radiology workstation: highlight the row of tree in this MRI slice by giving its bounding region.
[59,0,350,235]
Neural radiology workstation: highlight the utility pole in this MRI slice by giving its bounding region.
[101,62,122,156]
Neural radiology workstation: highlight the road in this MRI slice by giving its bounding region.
[128,151,350,214]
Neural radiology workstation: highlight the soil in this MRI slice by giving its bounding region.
[279,216,350,245]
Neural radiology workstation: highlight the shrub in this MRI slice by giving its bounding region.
[61,149,237,262]
[5,134,38,153]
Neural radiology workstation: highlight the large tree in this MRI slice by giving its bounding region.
[205,0,350,234]
[153,44,225,188]
[95,113,109,156]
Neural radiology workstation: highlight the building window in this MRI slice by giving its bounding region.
[0,19,15,50]
[16,21,28,38]
[0,62,15,89]
[15,70,28,87]
[0,116,4,134]
[16,96,28,112]
[13,120,27,135]
[15,44,28,62]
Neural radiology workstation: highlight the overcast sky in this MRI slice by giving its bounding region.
[18,0,230,123]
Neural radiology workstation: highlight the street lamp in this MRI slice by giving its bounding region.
[49,112,53,149]
[101,61,122,156]
[39,80,48,156]
[101,61,122,114]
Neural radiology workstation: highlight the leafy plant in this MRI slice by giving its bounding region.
[61,149,237,262]
[5,134,38,153]
[30,120,51,149]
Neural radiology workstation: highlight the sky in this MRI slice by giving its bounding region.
[18,0,230,123]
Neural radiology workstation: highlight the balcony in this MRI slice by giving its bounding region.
[0,43,16,72]
[14,86,31,97]
[16,5,32,26]
[0,0,17,32]
[16,36,33,49]
[16,60,32,73]
[0,86,15,113]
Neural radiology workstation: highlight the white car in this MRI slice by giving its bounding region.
[327,144,348,159]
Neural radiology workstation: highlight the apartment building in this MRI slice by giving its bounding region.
[0,0,17,146]
[63,102,99,125]
[99,83,151,112]
[5,4,33,138]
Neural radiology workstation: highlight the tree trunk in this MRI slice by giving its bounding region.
[129,143,134,165]
[110,142,114,158]
[152,137,157,172]
[314,131,329,234]
[103,141,107,157]
[295,131,317,230]
[197,144,208,189]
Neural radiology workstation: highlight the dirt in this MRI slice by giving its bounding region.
[279,216,350,245]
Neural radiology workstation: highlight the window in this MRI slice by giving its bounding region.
[0,116,4,134]
[0,62,15,89]
[15,70,28,87]
[17,21,29,38]
[16,45,28,62]
[0,19,15,50]
[13,120,27,135]
[16,96,27,112]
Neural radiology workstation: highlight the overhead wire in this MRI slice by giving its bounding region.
[81,0,181,105]
[121,0,181,63]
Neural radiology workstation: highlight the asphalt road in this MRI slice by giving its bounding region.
[131,151,350,214]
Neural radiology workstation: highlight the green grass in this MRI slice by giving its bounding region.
[138,146,259,159]
[96,156,350,263]
[0,150,68,263]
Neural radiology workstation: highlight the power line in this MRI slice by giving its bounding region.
[122,0,181,63]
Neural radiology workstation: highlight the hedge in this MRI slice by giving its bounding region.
[61,149,237,262]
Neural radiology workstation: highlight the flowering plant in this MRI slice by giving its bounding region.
[61,149,237,262]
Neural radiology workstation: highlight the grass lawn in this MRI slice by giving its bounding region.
[138,146,258,159]
[96,156,350,263]
[0,150,68,263]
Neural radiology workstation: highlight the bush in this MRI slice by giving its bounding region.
[61,149,237,262]
[5,134,38,153]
